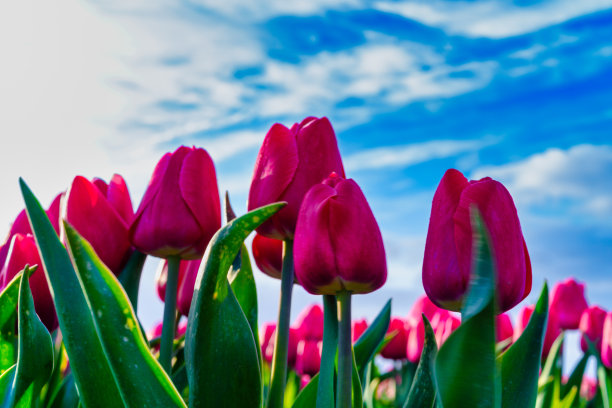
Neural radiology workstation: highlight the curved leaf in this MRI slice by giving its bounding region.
[0,366,15,404]
[64,223,186,408]
[118,250,147,312]
[404,315,437,408]
[186,202,285,408]
[498,283,549,408]
[0,274,21,374]
[20,178,124,407]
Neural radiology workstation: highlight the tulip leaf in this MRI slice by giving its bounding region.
[316,295,338,408]
[404,315,437,408]
[0,365,15,404]
[20,178,124,408]
[118,250,147,312]
[64,223,186,407]
[0,274,21,374]
[47,374,80,408]
[560,347,588,399]
[597,365,612,408]
[498,282,549,408]
[536,334,564,408]
[435,209,500,408]
[5,266,54,408]
[186,202,286,408]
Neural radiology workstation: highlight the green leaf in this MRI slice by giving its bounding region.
[186,202,285,408]
[434,209,499,408]
[316,294,338,408]
[561,351,589,399]
[537,334,565,408]
[64,223,186,407]
[597,365,611,408]
[0,274,21,374]
[404,315,437,408]
[292,376,319,408]
[352,350,363,408]
[6,266,54,408]
[20,178,124,408]
[354,299,392,377]
[498,282,549,408]
[0,366,15,404]
[47,374,80,408]
[118,250,147,312]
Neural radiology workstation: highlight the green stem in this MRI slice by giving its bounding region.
[337,290,352,408]
[266,240,294,408]
[317,294,339,408]
[159,256,180,373]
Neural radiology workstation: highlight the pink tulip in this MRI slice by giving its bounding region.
[423,169,532,313]
[352,318,368,343]
[260,322,276,363]
[248,117,345,240]
[262,326,299,367]
[601,312,612,369]
[432,311,460,347]
[579,305,606,353]
[155,258,202,316]
[65,175,133,275]
[550,278,589,330]
[147,319,188,342]
[381,317,408,360]
[407,296,443,325]
[295,339,322,376]
[294,173,386,295]
[580,377,598,401]
[130,146,221,260]
[0,233,57,331]
[515,304,561,358]
[294,304,324,341]
[252,234,283,280]
[496,313,514,344]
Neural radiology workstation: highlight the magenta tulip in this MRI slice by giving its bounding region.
[407,295,443,325]
[130,146,221,260]
[294,173,386,295]
[252,234,283,280]
[248,117,345,240]
[260,322,277,363]
[294,304,324,341]
[295,339,322,376]
[155,258,201,316]
[381,317,408,360]
[432,310,460,347]
[352,318,368,343]
[579,305,607,352]
[601,312,612,369]
[0,233,57,331]
[65,175,133,275]
[550,278,589,330]
[496,313,514,344]
[422,169,532,313]
[515,304,561,357]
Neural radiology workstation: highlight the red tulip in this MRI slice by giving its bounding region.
[0,233,57,331]
[422,169,531,313]
[130,146,221,260]
[550,278,589,330]
[155,258,202,316]
[252,234,283,280]
[260,322,276,363]
[295,339,322,376]
[601,312,612,369]
[65,175,133,275]
[579,305,607,352]
[381,317,408,360]
[352,318,368,343]
[248,117,345,240]
[294,304,324,341]
[496,313,514,344]
[294,173,386,295]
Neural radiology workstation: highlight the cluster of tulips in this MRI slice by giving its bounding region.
[0,116,610,408]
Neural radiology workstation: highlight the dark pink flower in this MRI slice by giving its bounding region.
[260,322,276,363]
[252,234,283,280]
[601,312,612,369]
[579,305,607,352]
[294,304,324,341]
[130,146,221,260]
[423,169,531,313]
[295,339,322,376]
[381,317,408,360]
[155,258,202,316]
[514,304,561,358]
[496,313,514,344]
[352,318,368,343]
[550,278,589,330]
[248,117,345,240]
[294,173,386,295]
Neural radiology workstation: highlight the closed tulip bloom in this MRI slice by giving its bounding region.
[130,146,221,260]
[496,313,514,344]
[294,173,387,295]
[295,339,322,376]
[155,258,202,316]
[248,117,345,240]
[65,175,133,275]
[423,169,531,313]
[0,234,57,331]
[601,312,612,369]
[580,377,598,401]
[352,318,368,343]
[262,326,299,366]
[550,278,589,330]
[381,317,408,360]
[252,234,283,280]
[579,305,607,352]
[294,304,324,341]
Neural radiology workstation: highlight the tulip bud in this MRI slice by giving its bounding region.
[294,304,324,341]
[381,317,408,360]
[601,312,612,369]
[300,375,311,390]
[550,278,589,330]
[579,305,607,352]
[294,174,386,295]
[423,169,532,313]
[0,234,57,331]
[155,258,201,316]
[252,234,283,280]
[496,313,514,344]
[295,339,322,376]
[248,117,345,240]
[352,318,368,343]
[261,325,299,367]
[130,146,221,260]
[580,377,598,401]
[65,175,134,275]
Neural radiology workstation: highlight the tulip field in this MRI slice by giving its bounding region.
[0,117,611,408]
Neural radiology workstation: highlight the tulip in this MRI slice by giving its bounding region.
[130,146,221,260]
[432,310,460,347]
[248,117,345,240]
[381,317,408,360]
[496,313,514,344]
[300,375,311,390]
[64,175,133,275]
[352,319,368,343]
[252,234,283,280]
[260,322,276,363]
[550,278,589,330]
[294,304,324,341]
[0,233,57,331]
[422,169,531,313]
[407,309,460,363]
[514,304,561,357]
[579,305,607,352]
[155,258,201,317]
[294,173,387,295]
[580,377,598,401]
[601,312,612,369]
[295,339,322,376]
[407,296,443,324]
[261,325,299,367]
[147,319,188,342]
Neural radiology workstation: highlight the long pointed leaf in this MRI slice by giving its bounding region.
[0,274,21,374]
[404,315,437,408]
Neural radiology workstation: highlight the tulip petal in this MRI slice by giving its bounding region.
[107,174,135,225]
[132,152,171,224]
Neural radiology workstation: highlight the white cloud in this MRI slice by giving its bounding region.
[375,0,612,38]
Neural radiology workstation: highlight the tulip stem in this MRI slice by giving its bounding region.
[159,256,180,373]
[317,294,339,408]
[337,290,352,408]
[267,240,294,408]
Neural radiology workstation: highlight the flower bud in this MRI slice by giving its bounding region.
[423,169,531,313]
[294,304,324,341]
[252,234,283,280]
[130,146,221,260]
[294,174,386,295]
[579,305,607,352]
[381,317,408,360]
[248,117,345,240]
[550,278,589,330]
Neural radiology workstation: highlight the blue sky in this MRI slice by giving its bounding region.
[1,0,611,359]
